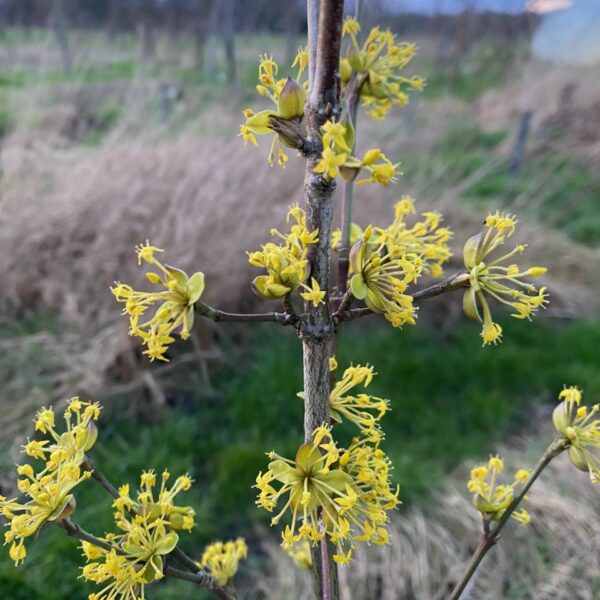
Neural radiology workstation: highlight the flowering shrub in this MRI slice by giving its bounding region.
[1,4,596,600]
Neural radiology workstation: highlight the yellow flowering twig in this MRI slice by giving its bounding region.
[448,436,568,600]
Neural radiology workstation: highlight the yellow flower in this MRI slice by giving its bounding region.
[552,387,600,483]
[1,461,91,564]
[300,277,326,307]
[199,538,248,586]
[356,150,401,187]
[112,242,205,362]
[240,53,307,168]
[322,120,351,153]
[256,427,398,564]
[462,212,549,346]
[25,399,100,471]
[385,197,452,276]
[348,225,421,327]
[467,455,530,526]
[248,205,318,301]
[341,19,423,120]
[328,364,389,434]
[284,539,313,570]
[82,470,194,599]
[314,146,348,179]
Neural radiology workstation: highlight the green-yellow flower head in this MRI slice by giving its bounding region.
[255,426,399,564]
[467,455,531,526]
[314,120,401,185]
[82,470,194,599]
[462,212,549,346]
[240,50,308,167]
[552,386,600,483]
[349,225,422,328]
[1,461,91,565]
[0,398,101,564]
[199,538,248,587]
[111,242,205,362]
[25,398,100,469]
[328,364,390,434]
[341,17,425,120]
[248,205,319,301]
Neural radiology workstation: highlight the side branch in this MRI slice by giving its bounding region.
[335,271,469,323]
[197,304,298,326]
[447,438,568,600]
[165,567,236,600]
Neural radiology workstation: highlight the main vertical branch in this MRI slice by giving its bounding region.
[302,0,344,443]
[301,1,345,599]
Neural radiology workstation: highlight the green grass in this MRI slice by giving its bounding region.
[3,316,600,597]
[401,122,600,247]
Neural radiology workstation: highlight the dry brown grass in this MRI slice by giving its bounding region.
[246,425,600,600]
[1,104,598,436]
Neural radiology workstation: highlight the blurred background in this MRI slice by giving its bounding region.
[0,0,599,598]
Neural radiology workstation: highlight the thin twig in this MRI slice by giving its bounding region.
[83,455,119,499]
[447,438,569,600]
[59,518,115,554]
[165,567,235,600]
[321,532,332,600]
[197,303,298,326]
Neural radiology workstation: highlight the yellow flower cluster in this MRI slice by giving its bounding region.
[341,17,425,120]
[248,205,320,302]
[82,470,194,600]
[255,426,399,564]
[314,120,400,186]
[111,242,205,362]
[334,197,452,277]
[328,364,389,435]
[198,538,248,587]
[349,224,422,327]
[385,197,452,277]
[240,50,308,167]
[467,455,531,526]
[1,399,100,564]
[462,212,549,346]
[552,386,600,483]
[284,539,313,569]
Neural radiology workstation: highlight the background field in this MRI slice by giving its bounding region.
[0,2,599,598]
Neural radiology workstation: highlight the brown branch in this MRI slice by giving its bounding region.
[83,455,119,499]
[197,304,298,326]
[165,567,235,600]
[302,3,345,600]
[59,518,116,554]
[335,271,469,323]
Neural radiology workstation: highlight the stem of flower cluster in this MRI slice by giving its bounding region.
[447,438,568,600]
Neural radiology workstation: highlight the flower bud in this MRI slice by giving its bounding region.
[340,58,352,84]
[526,267,547,277]
[83,421,98,452]
[348,50,366,73]
[277,77,306,119]
[567,445,588,472]
[552,401,574,435]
